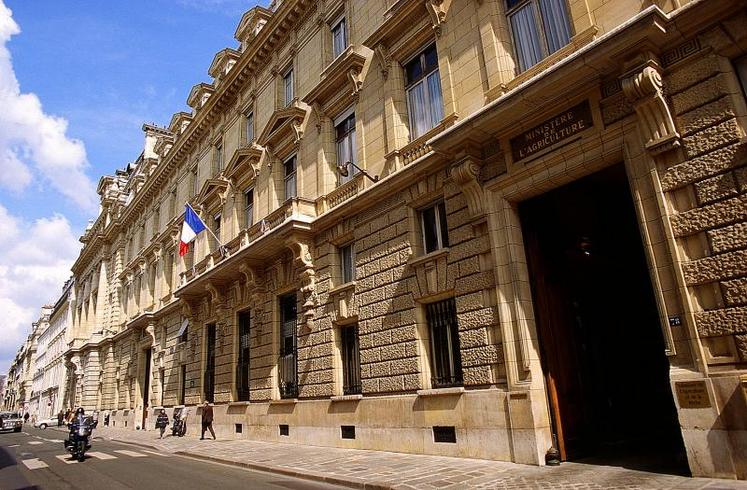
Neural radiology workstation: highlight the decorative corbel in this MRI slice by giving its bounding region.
[374,44,392,80]
[347,67,363,96]
[450,144,486,218]
[205,282,226,308]
[239,263,265,307]
[311,102,325,134]
[287,237,317,328]
[291,121,304,146]
[425,0,447,37]
[621,54,680,156]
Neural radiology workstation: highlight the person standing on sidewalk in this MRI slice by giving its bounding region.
[156,409,169,439]
[200,402,215,440]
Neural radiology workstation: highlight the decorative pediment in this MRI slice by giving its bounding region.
[168,112,193,135]
[187,82,215,111]
[257,104,307,158]
[224,145,263,181]
[234,6,273,45]
[208,48,241,81]
[196,178,230,209]
[363,0,446,57]
[302,46,367,116]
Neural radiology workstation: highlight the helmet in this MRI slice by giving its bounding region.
[75,407,85,415]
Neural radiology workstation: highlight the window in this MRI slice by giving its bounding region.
[244,188,254,228]
[283,68,294,106]
[283,156,297,201]
[178,320,189,343]
[425,298,463,388]
[335,111,357,185]
[507,0,572,72]
[237,311,251,401]
[340,325,361,395]
[331,17,347,59]
[191,166,199,196]
[405,44,444,140]
[213,213,221,246]
[245,112,254,144]
[152,209,160,238]
[279,293,297,398]
[339,243,355,284]
[165,252,175,292]
[170,188,177,218]
[420,201,449,254]
[215,142,224,173]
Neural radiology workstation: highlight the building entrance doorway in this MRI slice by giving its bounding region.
[519,164,687,473]
[141,348,151,429]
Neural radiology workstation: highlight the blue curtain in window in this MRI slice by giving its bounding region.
[539,0,572,54]
[426,72,444,129]
[510,4,543,72]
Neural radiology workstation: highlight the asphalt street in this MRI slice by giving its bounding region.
[0,426,343,490]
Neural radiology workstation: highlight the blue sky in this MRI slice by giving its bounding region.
[0,0,262,375]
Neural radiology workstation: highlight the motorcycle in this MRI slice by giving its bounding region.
[172,408,188,437]
[64,416,95,462]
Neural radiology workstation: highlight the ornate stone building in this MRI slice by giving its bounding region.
[63,0,746,479]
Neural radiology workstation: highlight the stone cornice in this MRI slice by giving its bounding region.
[301,46,367,117]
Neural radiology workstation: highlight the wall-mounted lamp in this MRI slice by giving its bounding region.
[336,161,379,183]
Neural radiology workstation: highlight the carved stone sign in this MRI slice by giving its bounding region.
[510,101,593,162]
[675,380,711,409]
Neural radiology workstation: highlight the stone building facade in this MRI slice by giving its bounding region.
[63,0,746,480]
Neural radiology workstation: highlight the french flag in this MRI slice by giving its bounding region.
[179,204,207,256]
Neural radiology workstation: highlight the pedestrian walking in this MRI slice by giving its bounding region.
[200,402,215,440]
[58,410,64,427]
[23,412,29,424]
[156,409,169,439]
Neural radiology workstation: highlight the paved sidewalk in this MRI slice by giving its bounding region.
[90,426,747,489]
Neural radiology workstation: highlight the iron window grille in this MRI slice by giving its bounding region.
[284,156,297,201]
[340,324,361,395]
[237,311,251,401]
[506,0,572,72]
[279,294,298,398]
[420,201,449,254]
[404,43,444,140]
[425,298,463,388]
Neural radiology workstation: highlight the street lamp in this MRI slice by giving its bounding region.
[336,161,379,183]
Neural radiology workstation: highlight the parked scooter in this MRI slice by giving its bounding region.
[64,408,95,462]
[172,408,188,437]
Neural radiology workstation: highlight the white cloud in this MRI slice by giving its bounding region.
[0,1,98,212]
[0,204,81,375]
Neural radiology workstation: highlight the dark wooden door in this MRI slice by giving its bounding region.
[204,324,216,402]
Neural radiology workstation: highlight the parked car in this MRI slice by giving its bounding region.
[0,411,23,433]
[33,416,58,429]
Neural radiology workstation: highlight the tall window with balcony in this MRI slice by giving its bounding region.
[507,0,572,72]
[278,294,297,398]
[283,68,294,106]
[244,188,254,228]
[191,166,199,197]
[236,311,251,401]
[405,44,444,140]
[340,324,361,395]
[283,156,297,201]
[331,16,347,59]
[335,111,357,185]
[420,201,449,254]
[425,298,463,388]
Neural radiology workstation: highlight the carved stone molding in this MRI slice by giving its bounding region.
[239,262,266,307]
[347,67,363,96]
[287,237,317,327]
[621,56,680,156]
[374,44,392,80]
[450,152,485,218]
[425,0,446,37]
[205,282,226,309]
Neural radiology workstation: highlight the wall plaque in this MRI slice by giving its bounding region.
[675,380,711,409]
[511,101,593,162]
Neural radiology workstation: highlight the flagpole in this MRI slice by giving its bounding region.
[185,203,227,256]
